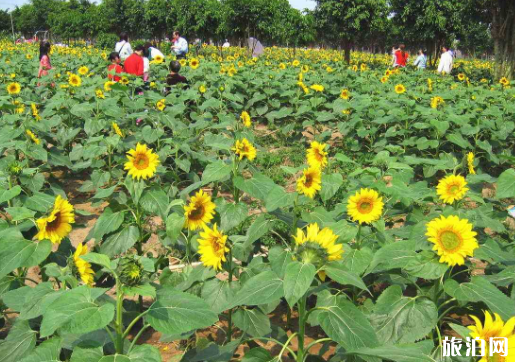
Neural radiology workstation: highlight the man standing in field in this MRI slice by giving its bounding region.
[437,46,454,74]
[171,31,188,59]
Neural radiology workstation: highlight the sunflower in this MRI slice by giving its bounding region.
[352,65,358,72]
[74,243,95,287]
[232,138,257,161]
[179,59,187,67]
[310,84,324,92]
[119,76,129,85]
[292,59,300,67]
[26,130,40,145]
[104,80,115,91]
[152,55,164,64]
[95,89,105,99]
[198,224,229,270]
[228,68,237,77]
[457,73,466,81]
[394,84,406,94]
[430,96,444,109]
[13,101,25,114]
[7,82,21,95]
[467,152,476,175]
[199,85,206,93]
[347,188,384,225]
[78,66,89,76]
[184,189,216,231]
[293,223,343,266]
[426,215,478,266]
[297,167,322,199]
[68,74,82,87]
[36,195,75,244]
[385,69,392,77]
[279,63,286,70]
[189,58,200,69]
[436,174,469,204]
[340,89,350,100]
[156,99,166,111]
[500,77,510,87]
[112,122,124,138]
[124,143,160,180]
[468,311,515,361]
[301,64,309,72]
[306,141,328,169]
[326,66,334,73]
[380,76,388,83]
[240,111,251,128]
[360,63,367,71]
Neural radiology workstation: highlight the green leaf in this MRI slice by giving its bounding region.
[5,207,36,221]
[128,345,162,362]
[219,202,248,232]
[234,174,279,201]
[446,133,472,149]
[283,261,316,307]
[70,347,103,362]
[93,185,117,199]
[145,287,218,334]
[322,262,368,291]
[367,240,418,273]
[40,286,115,338]
[98,355,131,362]
[100,226,140,257]
[0,185,22,204]
[444,277,515,320]
[340,246,373,275]
[166,213,185,242]
[242,348,274,362]
[0,230,52,279]
[20,337,62,362]
[370,286,438,345]
[202,160,232,183]
[264,187,296,212]
[86,208,125,242]
[496,169,515,199]
[243,214,271,248]
[19,282,60,320]
[80,252,112,270]
[140,188,170,219]
[318,297,379,351]
[231,271,283,308]
[201,278,235,314]
[268,246,293,279]
[122,283,156,298]
[0,320,37,362]
[320,173,343,202]
[348,341,434,362]
[233,308,271,337]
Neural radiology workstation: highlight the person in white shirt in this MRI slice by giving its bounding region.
[437,46,453,74]
[171,31,188,59]
[115,33,133,61]
[222,40,230,48]
[144,42,165,61]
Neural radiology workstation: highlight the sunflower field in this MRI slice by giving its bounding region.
[1,41,515,362]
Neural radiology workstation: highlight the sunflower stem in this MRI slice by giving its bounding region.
[290,193,300,236]
[356,224,362,250]
[115,280,125,354]
[226,248,233,343]
[297,294,307,362]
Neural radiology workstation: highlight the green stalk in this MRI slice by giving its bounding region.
[226,248,233,343]
[290,193,300,236]
[115,281,125,354]
[232,157,240,203]
[297,294,307,362]
[355,224,362,250]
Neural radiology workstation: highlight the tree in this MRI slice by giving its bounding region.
[314,0,387,63]
[487,0,515,78]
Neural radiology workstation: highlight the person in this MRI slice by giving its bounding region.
[107,52,123,81]
[390,46,399,67]
[164,60,188,94]
[393,44,409,68]
[413,49,427,69]
[38,41,52,78]
[222,39,230,48]
[115,33,133,61]
[143,47,150,82]
[171,31,188,59]
[144,42,164,61]
[437,46,453,74]
[123,45,144,77]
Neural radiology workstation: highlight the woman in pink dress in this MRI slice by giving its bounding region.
[38,41,52,78]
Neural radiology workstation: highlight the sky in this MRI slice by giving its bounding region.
[0,0,316,11]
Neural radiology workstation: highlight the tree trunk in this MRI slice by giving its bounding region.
[341,39,351,64]
[491,0,515,79]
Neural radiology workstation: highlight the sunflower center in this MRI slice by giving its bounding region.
[440,231,462,251]
[189,204,205,221]
[304,174,313,188]
[46,212,62,232]
[133,154,149,170]
[357,200,373,214]
[448,185,459,194]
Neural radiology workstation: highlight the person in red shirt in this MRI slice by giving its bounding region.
[394,44,409,67]
[107,52,123,81]
[123,45,144,77]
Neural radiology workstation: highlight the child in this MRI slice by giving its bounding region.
[413,49,427,70]
[124,45,145,77]
[107,52,123,81]
[164,60,189,94]
[38,41,52,78]
[394,44,409,68]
